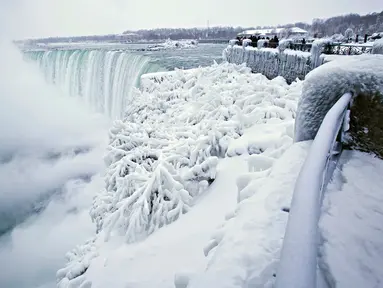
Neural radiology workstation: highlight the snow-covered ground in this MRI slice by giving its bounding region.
[57,62,307,288]
[319,150,383,288]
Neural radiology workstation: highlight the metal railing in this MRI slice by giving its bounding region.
[275,92,352,288]
[323,43,373,55]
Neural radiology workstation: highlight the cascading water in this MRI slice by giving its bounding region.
[24,50,164,119]
[0,44,111,288]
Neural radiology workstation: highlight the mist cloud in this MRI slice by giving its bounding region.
[0,37,108,288]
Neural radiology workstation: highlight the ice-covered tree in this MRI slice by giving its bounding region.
[279,28,293,39]
[330,33,345,42]
[90,120,220,243]
[344,28,354,41]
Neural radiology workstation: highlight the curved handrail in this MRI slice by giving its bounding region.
[275,92,352,288]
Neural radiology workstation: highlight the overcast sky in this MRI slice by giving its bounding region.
[1,0,382,38]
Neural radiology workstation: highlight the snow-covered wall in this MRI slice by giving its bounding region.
[223,45,324,83]
[294,54,383,142]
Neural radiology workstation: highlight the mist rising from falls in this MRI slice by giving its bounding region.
[0,43,110,288]
[1,46,162,288]
[24,50,164,119]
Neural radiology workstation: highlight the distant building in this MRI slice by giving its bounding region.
[238,27,308,38]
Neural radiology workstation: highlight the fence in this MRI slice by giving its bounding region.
[323,43,373,55]
[275,92,352,288]
[232,41,373,55]
[279,43,372,55]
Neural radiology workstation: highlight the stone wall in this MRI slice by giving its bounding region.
[348,92,383,158]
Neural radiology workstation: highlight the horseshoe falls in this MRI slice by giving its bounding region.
[24,50,164,119]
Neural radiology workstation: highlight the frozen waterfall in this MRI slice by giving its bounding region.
[24,50,164,119]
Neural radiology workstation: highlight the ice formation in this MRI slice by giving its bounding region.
[310,38,333,68]
[295,54,383,142]
[56,62,304,287]
[146,39,198,51]
[277,39,293,53]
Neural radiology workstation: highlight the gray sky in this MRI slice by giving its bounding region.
[2,0,383,38]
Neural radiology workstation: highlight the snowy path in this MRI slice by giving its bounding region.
[319,150,383,288]
[84,156,248,288]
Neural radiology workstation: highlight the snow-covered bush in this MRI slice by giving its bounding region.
[57,238,98,288]
[91,118,220,243]
[344,28,354,41]
[330,33,345,42]
[372,38,383,55]
[295,54,383,142]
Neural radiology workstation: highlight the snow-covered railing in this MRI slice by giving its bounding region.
[275,92,352,288]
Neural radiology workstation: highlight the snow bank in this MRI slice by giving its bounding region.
[319,150,383,287]
[188,141,311,288]
[57,62,304,287]
[223,45,321,83]
[295,54,383,142]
